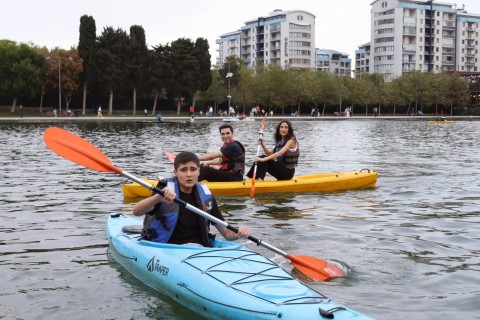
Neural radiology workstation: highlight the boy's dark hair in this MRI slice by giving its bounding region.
[219,124,233,133]
[174,151,200,170]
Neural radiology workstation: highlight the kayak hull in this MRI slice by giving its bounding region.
[107,213,373,320]
[122,170,378,197]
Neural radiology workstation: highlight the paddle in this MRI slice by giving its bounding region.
[250,113,268,198]
[163,150,177,164]
[44,127,345,281]
[164,150,221,170]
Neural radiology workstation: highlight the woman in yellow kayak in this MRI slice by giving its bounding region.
[246,120,300,181]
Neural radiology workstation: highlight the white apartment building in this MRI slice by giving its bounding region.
[370,0,480,80]
[315,49,352,76]
[216,9,316,69]
[355,42,371,75]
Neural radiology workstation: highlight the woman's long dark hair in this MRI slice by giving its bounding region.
[274,120,296,143]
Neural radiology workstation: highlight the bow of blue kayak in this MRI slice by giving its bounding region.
[107,213,373,320]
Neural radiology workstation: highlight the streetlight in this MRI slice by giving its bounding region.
[46,55,72,116]
[226,70,233,115]
[334,63,343,114]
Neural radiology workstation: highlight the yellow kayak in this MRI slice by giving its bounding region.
[122,169,378,197]
[427,120,456,124]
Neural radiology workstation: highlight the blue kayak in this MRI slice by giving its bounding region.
[107,213,373,320]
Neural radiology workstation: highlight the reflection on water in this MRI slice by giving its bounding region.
[1,120,479,319]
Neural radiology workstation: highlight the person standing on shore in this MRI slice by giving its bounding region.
[97,106,103,118]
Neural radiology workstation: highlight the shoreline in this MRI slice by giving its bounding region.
[1,115,479,123]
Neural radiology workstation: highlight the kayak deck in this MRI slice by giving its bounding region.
[107,213,373,319]
[122,169,378,197]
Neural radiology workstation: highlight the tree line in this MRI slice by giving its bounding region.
[0,15,473,116]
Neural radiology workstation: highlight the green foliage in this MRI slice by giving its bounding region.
[93,27,130,94]
[194,38,212,92]
[166,38,199,101]
[78,15,97,82]
[0,40,44,103]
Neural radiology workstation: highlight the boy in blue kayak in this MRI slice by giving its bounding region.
[133,151,250,246]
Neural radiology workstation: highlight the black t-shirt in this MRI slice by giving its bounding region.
[167,189,225,245]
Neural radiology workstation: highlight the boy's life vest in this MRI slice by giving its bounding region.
[219,140,245,174]
[142,178,215,247]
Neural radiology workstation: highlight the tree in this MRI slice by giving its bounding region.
[202,67,227,115]
[166,38,199,115]
[93,27,130,115]
[233,64,255,114]
[44,49,83,112]
[78,15,97,115]
[440,73,470,115]
[192,38,212,107]
[148,44,171,114]
[0,40,45,112]
[311,72,338,116]
[128,25,148,115]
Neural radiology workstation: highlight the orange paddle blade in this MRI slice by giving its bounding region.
[249,172,256,198]
[163,150,176,163]
[44,127,121,174]
[287,254,345,282]
[260,113,267,130]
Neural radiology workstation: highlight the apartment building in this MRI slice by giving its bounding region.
[315,49,352,76]
[368,0,480,80]
[216,9,316,69]
[355,42,371,75]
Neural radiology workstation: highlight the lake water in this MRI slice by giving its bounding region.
[0,119,479,319]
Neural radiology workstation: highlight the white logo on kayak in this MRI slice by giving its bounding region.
[147,256,169,276]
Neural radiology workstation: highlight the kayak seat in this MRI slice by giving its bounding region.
[122,225,143,234]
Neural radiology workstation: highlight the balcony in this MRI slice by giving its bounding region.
[466,33,475,40]
[402,44,417,52]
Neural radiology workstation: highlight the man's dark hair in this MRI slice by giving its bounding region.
[174,151,200,170]
[219,124,233,133]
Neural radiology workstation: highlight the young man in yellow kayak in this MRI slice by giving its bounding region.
[133,151,250,246]
[197,124,246,182]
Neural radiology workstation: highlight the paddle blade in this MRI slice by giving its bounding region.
[164,150,176,163]
[249,172,256,198]
[260,113,267,130]
[287,254,345,281]
[44,127,120,173]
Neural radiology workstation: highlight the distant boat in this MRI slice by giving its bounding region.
[223,116,254,122]
[427,120,456,124]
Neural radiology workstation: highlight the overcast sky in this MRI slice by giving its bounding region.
[2,0,480,63]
